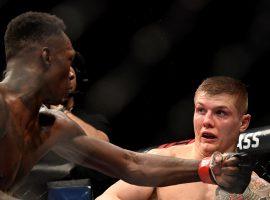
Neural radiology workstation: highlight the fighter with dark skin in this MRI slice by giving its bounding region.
[0,12,250,195]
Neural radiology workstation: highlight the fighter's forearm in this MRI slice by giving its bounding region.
[54,135,200,187]
[120,151,201,187]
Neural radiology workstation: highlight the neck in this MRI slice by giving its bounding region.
[192,143,207,159]
[1,59,45,128]
[192,140,237,159]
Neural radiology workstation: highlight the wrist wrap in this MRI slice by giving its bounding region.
[198,157,214,184]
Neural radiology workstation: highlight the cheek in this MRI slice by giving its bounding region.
[221,119,238,129]
[57,72,69,90]
[62,78,69,88]
[218,120,239,138]
[71,79,76,87]
[61,69,70,82]
[193,114,202,125]
[193,115,202,132]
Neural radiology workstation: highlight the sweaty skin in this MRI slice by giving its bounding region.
[97,93,268,200]
[0,86,201,192]
[0,12,251,195]
[98,144,269,200]
[0,32,206,193]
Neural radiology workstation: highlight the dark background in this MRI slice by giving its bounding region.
[1,0,270,151]
[2,0,270,198]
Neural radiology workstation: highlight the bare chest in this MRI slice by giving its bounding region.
[0,119,53,191]
[150,144,217,200]
[154,182,217,200]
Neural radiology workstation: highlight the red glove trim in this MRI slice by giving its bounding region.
[198,157,214,184]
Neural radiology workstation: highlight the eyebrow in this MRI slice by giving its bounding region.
[195,103,230,110]
[214,106,230,111]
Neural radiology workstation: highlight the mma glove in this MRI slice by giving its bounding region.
[198,151,253,194]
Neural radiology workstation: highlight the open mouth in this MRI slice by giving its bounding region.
[202,132,217,139]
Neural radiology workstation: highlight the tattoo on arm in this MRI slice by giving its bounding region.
[248,173,270,199]
[215,173,270,200]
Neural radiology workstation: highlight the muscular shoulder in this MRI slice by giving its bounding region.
[0,92,5,111]
[0,93,9,139]
[148,148,172,157]
[39,106,85,140]
[148,144,191,158]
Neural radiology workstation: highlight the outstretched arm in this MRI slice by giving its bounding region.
[50,110,250,192]
[96,149,166,200]
[53,134,200,187]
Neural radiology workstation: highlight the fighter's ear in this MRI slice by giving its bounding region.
[41,47,51,67]
[239,114,251,133]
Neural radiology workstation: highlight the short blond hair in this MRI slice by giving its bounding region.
[195,76,248,114]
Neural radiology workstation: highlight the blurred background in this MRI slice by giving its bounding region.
[3,0,270,198]
[1,0,270,150]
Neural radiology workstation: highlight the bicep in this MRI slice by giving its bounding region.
[97,180,154,200]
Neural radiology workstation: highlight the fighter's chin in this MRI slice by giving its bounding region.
[199,143,220,156]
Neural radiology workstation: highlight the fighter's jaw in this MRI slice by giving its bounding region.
[196,142,218,157]
[197,141,222,157]
[43,92,67,105]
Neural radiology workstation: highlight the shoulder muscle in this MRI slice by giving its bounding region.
[0,94,8,139]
